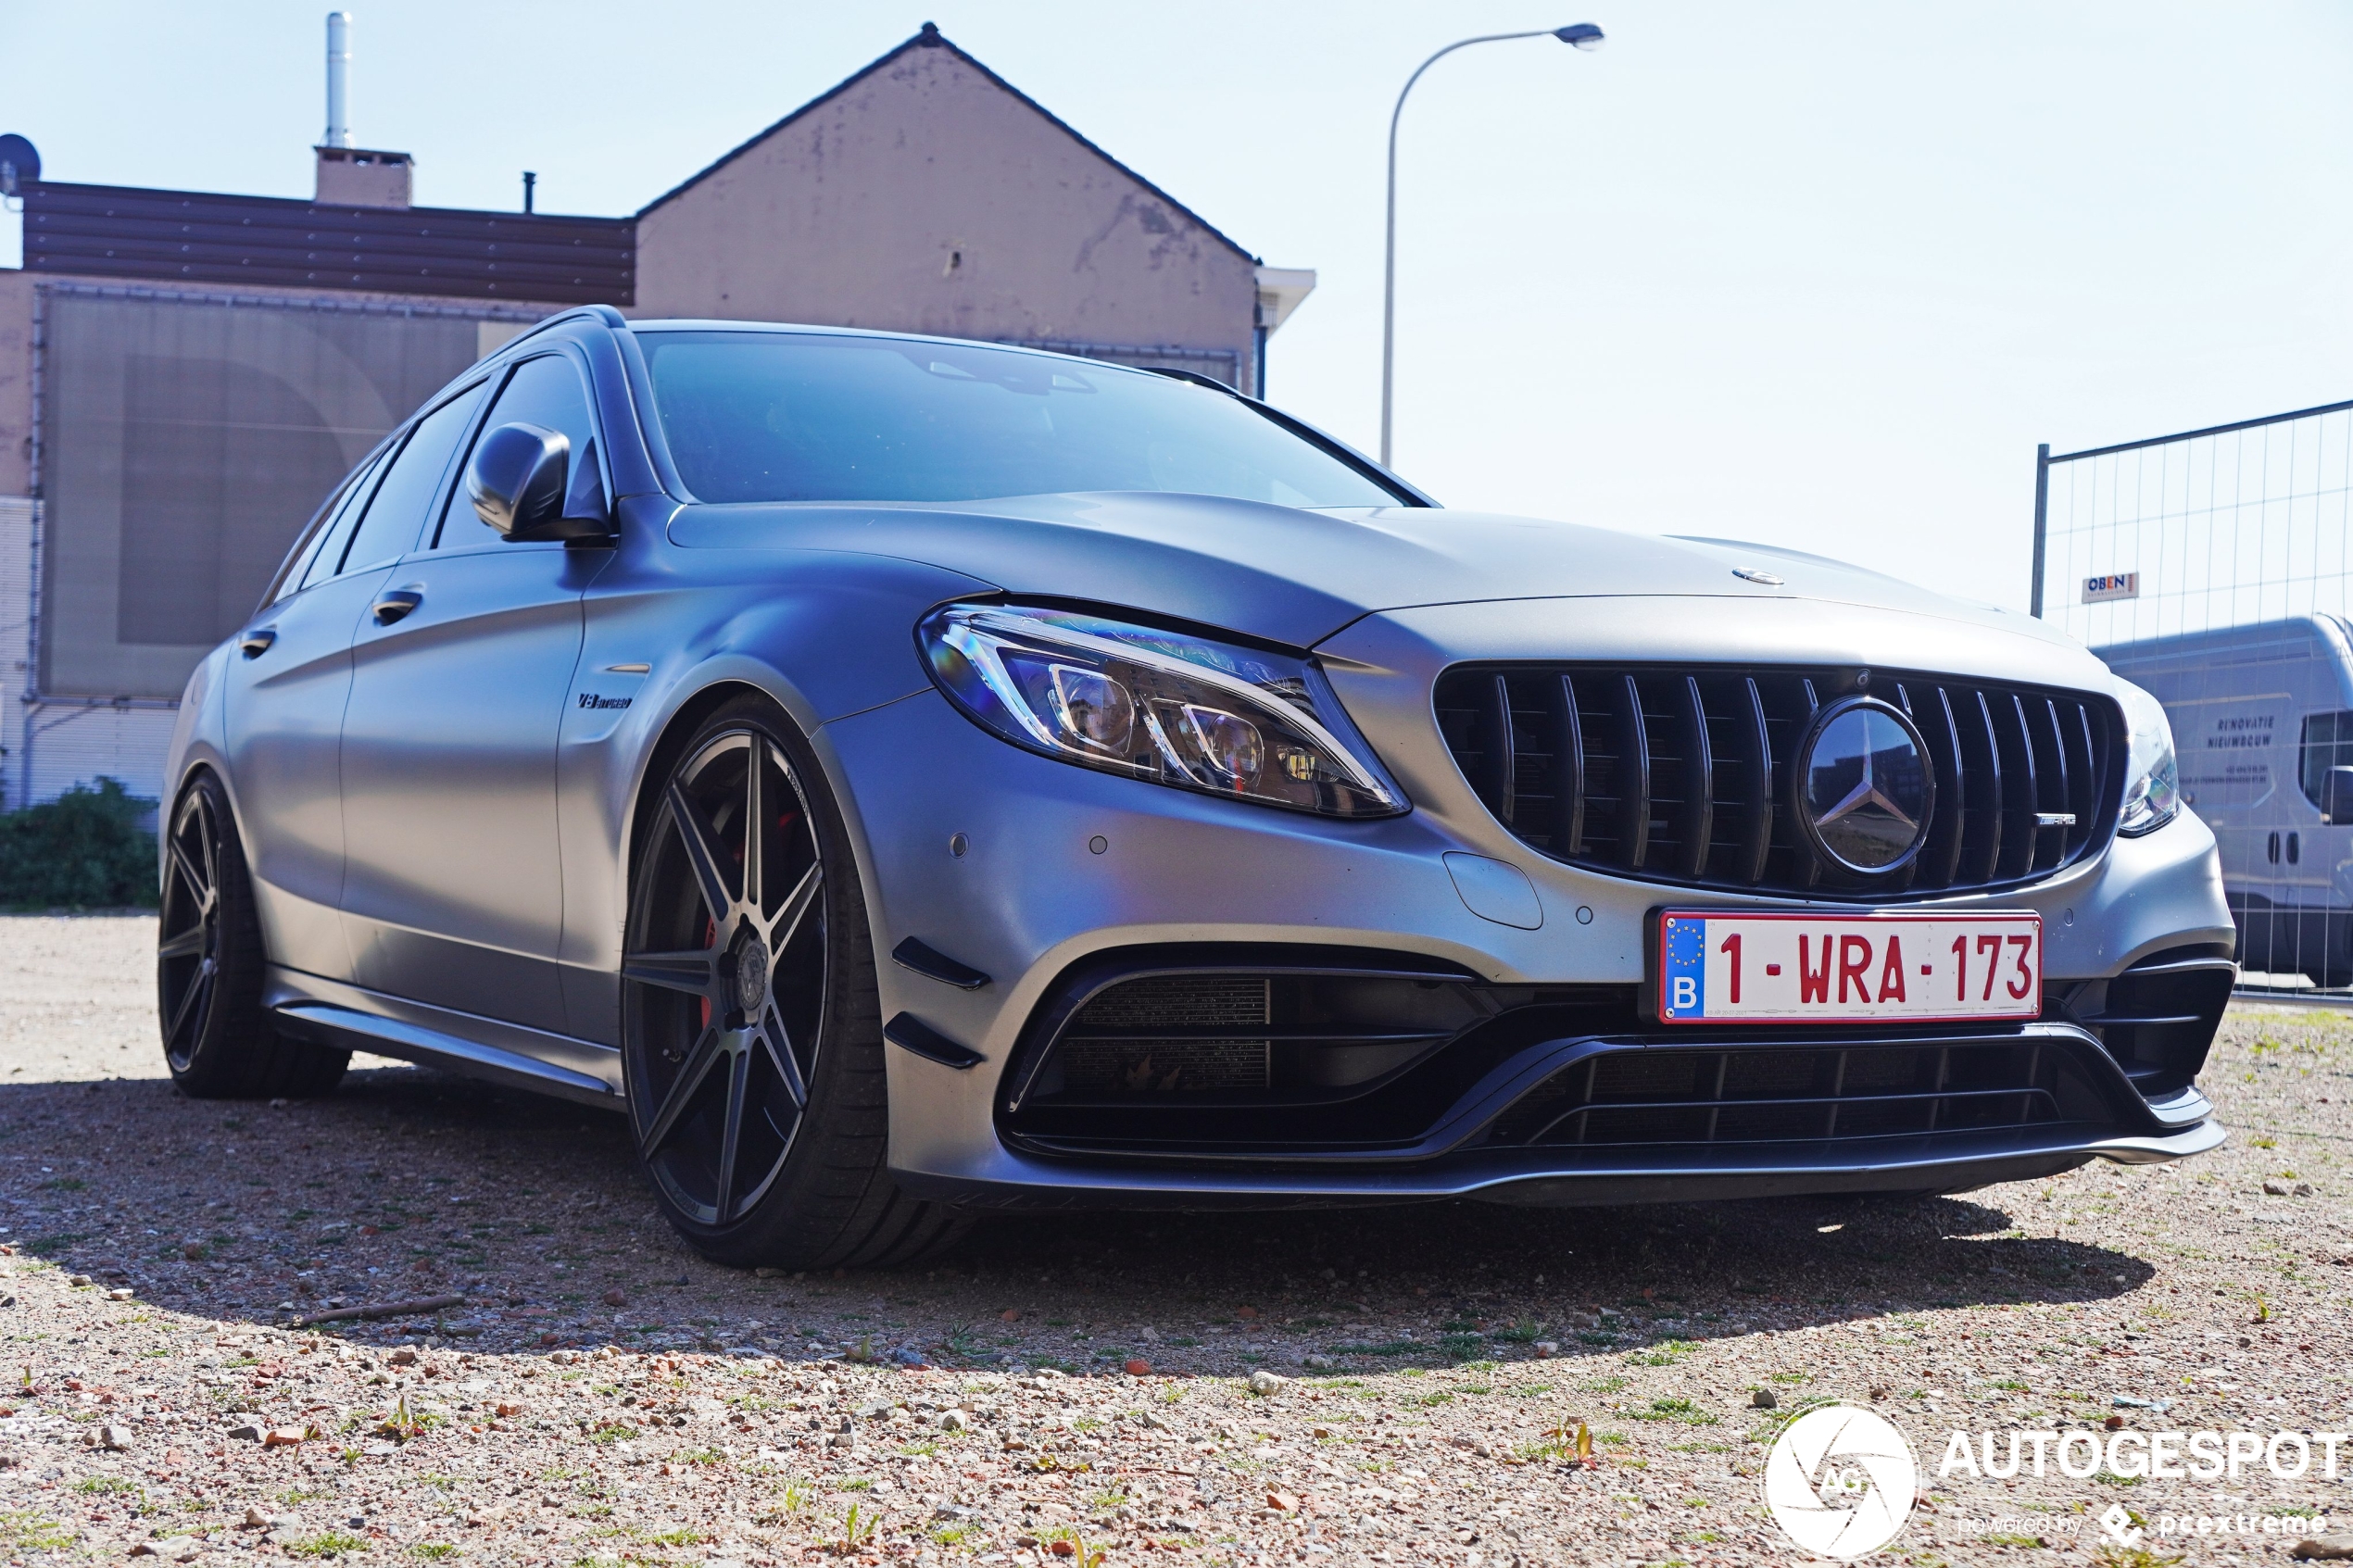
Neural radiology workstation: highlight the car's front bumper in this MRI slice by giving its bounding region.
[820,660,2233,1209]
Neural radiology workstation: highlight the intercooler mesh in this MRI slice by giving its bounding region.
[1059,976,1271,1093]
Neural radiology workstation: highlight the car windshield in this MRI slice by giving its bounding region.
[637,331,1403,508]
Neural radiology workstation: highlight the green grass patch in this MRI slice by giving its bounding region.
[1629,1399,1718,1426]
[285,1532,369,1559]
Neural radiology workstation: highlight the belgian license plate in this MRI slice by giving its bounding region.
[1655,909,2042,1024]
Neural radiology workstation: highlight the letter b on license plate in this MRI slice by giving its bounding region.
[1655,910,2041,1024]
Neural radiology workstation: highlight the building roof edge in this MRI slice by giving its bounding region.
[633,23,1253,263]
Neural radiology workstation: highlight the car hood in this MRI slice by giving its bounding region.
[668,490,2071,656]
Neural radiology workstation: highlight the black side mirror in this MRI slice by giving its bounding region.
[465,421,612,543]
[2324,765,2353,824]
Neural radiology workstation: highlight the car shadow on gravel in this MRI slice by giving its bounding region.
[0,1062,2154,1363]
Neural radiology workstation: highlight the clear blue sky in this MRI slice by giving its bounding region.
[8,1,2351,612]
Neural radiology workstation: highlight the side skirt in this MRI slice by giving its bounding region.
[265,966,624,1109]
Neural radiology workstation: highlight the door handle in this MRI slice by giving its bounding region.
[371,589,423,626]
[238,628,277,659]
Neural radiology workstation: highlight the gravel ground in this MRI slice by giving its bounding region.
[2,914,2348,1567]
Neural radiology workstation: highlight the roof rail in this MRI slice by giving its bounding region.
[496,303,629,356]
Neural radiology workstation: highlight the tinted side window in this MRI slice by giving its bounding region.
[287,445,393,596]
[339,383,486,573]
[2301,710,2353,807]
[438,354,599,547]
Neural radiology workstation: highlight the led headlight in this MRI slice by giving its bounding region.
[2116,680,2180,837]
[918,604,1404,818]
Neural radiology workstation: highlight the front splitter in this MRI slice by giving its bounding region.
[891,1119,2225,1211]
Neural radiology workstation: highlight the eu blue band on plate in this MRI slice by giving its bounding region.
[1661,915,1708,1019]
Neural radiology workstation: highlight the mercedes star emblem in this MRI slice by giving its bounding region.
[1797,699,1934,873]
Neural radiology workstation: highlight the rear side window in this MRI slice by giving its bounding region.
[2301,711,2353,808]
[437,354,600,547]
[288,445,393,596]
[338,383,486,573]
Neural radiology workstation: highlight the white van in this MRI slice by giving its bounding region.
[2095,615,2353,985]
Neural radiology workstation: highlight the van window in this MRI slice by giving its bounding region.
[2299,710,2353,807]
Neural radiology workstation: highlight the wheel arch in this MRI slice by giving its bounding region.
[616,667,901,953]
[159,754,238,898]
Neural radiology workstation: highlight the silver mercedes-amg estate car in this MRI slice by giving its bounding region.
[158,305,2233,1268]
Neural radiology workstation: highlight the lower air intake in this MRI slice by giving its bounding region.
[1058,976,1272,1093]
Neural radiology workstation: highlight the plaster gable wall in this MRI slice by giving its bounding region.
[634,44,1256,359]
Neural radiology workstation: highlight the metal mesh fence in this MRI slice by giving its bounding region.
[2035,399,2353,996]
[2036,399,2353,646]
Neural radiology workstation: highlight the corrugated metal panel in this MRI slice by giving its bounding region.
[26,181,636,306]
[22,702,179,809]
[38,287,504,699]
[0,498,33,809]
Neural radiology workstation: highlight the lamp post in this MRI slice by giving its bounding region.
[1380,23,1604,469]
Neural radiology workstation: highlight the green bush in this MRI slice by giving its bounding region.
[0,778,160,909]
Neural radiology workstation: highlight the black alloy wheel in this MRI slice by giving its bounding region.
[621,696,964,1267]
[157,771,347,1098]
[625,724,826,1225]
[157,783,229,1073]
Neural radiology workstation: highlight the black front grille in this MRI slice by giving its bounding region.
[1484,1035,2120,1148]
[1433,663,2121,899]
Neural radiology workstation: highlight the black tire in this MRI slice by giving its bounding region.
[621,694,967,1270]
[158,771,349,1098]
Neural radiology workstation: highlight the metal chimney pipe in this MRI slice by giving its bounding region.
[324,12,354,148]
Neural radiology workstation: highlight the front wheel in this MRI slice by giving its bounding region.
[620,696,964,1269]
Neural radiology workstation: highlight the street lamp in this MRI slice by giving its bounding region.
[1380,23,1604,469]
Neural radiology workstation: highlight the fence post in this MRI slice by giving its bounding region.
[2030,442,2051,619]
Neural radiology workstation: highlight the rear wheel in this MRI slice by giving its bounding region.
[157,772,348,1098]
[621,696,964,1268]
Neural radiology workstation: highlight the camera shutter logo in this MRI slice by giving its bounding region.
[1763,1404,1918,1558]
